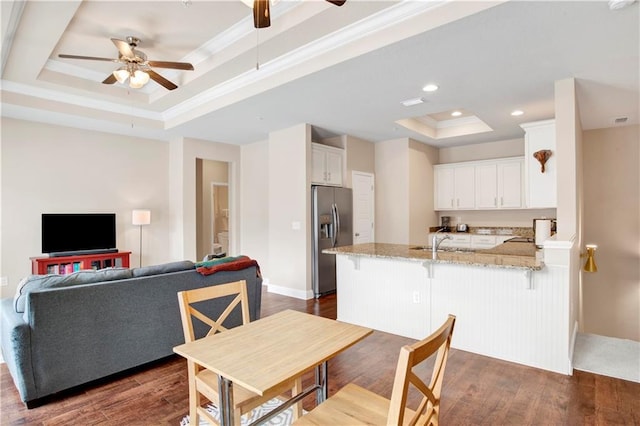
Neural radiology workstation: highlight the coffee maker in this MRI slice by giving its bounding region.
[440,216,451,232]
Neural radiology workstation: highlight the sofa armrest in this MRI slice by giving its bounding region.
[0,298,36,403]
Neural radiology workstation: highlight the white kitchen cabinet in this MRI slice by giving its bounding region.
[431,233,514,249]
[311,143,343,186]
[434,164,475,210]
[437,158,522,210]
[429,233,471,248]
[521,119,557,208]
[470,235,497,249]
[475,159,523,209]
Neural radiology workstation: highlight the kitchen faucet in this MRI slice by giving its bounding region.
[432,228,453,254]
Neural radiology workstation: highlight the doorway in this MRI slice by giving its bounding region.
[352,171,375,244]
[195,159,230,261]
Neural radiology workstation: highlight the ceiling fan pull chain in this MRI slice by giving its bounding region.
[256,29,260,70]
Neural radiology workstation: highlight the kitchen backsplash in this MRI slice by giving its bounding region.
[429,226,535,238]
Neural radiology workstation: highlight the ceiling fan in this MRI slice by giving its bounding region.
[249,0,346,29]
[58,36,194,90]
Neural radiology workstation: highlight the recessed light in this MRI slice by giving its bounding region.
[451,111,462,117]
[401,97,425,107]
[422,84,439,92]
[511,110,524,116]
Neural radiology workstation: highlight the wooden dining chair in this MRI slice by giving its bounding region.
[294,314,456,426]
[177,280,302,426]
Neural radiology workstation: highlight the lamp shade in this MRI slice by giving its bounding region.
[132,209,151,226]
[113,67,130,84]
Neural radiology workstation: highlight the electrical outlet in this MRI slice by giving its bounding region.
[412,291,420,303]
[291,221,301,230]
[0,277,8,287]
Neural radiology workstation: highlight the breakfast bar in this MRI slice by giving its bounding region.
[324,241,574,375]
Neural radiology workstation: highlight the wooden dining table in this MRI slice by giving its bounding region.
[173,309,373,426]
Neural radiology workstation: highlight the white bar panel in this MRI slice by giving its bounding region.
[336,255,430,340]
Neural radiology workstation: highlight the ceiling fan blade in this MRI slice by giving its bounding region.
[102,74,117,85]
[253,0,271,28]
[111,38,135,59]
[326,0,346,5]
[147,60,194,71]
[147,69,178,90]
[59,54,119,62]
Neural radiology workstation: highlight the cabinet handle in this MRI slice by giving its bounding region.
[328,172,331,181]
[457,199,460,207]
[501,197,504,206]
[451,199,454,208]
[494,197,497,207]
[324,172,327,181]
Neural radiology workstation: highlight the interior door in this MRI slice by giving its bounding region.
[352,171,374,244]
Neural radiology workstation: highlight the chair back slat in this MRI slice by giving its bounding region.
[386,315,456,426]
[177,280,251,344]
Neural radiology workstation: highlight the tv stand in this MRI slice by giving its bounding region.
[31,251,131,275]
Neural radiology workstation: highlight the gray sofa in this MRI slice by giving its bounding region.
[0,260,262,407]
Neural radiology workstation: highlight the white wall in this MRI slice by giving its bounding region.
[408,140,438,245]
[375,138,409,244]
[438,138,524,164]
[240,140,270,276]
[267,124,311,298]
[582,125,639,341]
[344,135,375,189]
[0,118,171,298]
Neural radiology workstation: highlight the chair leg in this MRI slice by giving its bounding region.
[188,362,200,426]
[292,377,303,419]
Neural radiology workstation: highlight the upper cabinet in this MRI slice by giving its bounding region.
[476,159,523,209]
[311,143,344,186]
[434,164,475,210]
[434,157,523,211]
[520,119,557,208]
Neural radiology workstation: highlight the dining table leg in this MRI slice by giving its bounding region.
[218,375,234,426]
[314,361,328,404]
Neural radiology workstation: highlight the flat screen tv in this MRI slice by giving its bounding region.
[42,213,117,257]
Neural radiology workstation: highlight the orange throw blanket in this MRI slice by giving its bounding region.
[196,255,261,277]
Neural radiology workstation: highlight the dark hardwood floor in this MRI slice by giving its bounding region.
[2,287,639,425]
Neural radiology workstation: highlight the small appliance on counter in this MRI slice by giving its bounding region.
[440,216,451,232]
[533,218,556,248]
[456,223,468,232]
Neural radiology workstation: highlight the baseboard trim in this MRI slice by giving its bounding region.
[266,282,313,300]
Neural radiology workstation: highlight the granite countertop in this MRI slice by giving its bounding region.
[323,242,543,271]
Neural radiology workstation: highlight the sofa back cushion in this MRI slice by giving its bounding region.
[13,268,133,313]
[131,260,195,278]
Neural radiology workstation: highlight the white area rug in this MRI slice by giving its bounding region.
[573,333,640,383]
[180,398,299,426]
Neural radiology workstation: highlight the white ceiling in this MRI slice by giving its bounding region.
[2,0,638,147]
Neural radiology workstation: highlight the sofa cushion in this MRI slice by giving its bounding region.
[61,268,133,285]
[131,260,195,278]
[13,268,134,313]
[14,275,69,313]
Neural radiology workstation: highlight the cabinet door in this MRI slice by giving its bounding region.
[498,160,522,208]
[325,150,343,186]
[475,164,498,209]
[311,147,327,184]
[454,166,475,209]
[434,167,455,210]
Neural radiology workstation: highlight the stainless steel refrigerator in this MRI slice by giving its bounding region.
[312,185,353,298]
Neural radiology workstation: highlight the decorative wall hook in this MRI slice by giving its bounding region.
[533,149,552,173]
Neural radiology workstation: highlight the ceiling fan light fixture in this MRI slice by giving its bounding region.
[129,69,150,88]
[113,67,130,84]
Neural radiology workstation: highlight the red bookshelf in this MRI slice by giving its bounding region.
[30,252,131,275]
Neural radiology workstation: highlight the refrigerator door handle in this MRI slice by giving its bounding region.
[331,203,338,247]
[333,203,341,247]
